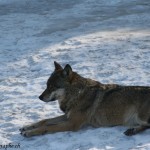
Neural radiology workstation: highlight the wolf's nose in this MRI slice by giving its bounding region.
[39,95,43,100]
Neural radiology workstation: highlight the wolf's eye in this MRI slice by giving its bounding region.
[55,83,63,88]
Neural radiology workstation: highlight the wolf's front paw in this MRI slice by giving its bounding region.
[19,125,35,132]
[20,131,31,137]
[20,127,47,137]
[19,127,25,132]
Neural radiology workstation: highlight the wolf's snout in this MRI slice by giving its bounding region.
[39,95,43,100]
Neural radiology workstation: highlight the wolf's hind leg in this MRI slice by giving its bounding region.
[20,115,67,132]
[124,126,150,136]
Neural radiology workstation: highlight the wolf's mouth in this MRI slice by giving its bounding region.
[50,98,56,101]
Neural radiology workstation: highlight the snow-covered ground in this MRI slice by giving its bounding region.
[0,0,150,149]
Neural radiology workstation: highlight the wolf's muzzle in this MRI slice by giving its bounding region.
[39,95,43,100]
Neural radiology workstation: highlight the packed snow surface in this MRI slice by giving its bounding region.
[0,0,150,149]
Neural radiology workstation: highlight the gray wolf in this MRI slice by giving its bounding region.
[20,61,150,137]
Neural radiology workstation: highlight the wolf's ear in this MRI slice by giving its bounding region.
[54,61,63,70]
[63,64,72,76]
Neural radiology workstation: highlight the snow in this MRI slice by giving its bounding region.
[0,0,150,149]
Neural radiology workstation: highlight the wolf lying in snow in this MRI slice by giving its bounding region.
[20,61,150,137]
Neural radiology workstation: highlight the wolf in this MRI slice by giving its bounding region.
[20,61,150,137]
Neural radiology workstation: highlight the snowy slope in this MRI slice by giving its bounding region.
[0,0,150,149]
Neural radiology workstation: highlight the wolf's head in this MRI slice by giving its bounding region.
[39,61,73,103]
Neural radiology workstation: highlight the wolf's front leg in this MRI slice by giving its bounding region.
[20,115,67,132]
[21,113,86,137]
[21,121,73,137]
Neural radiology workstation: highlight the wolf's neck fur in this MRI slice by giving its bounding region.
[62,72,120,114]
